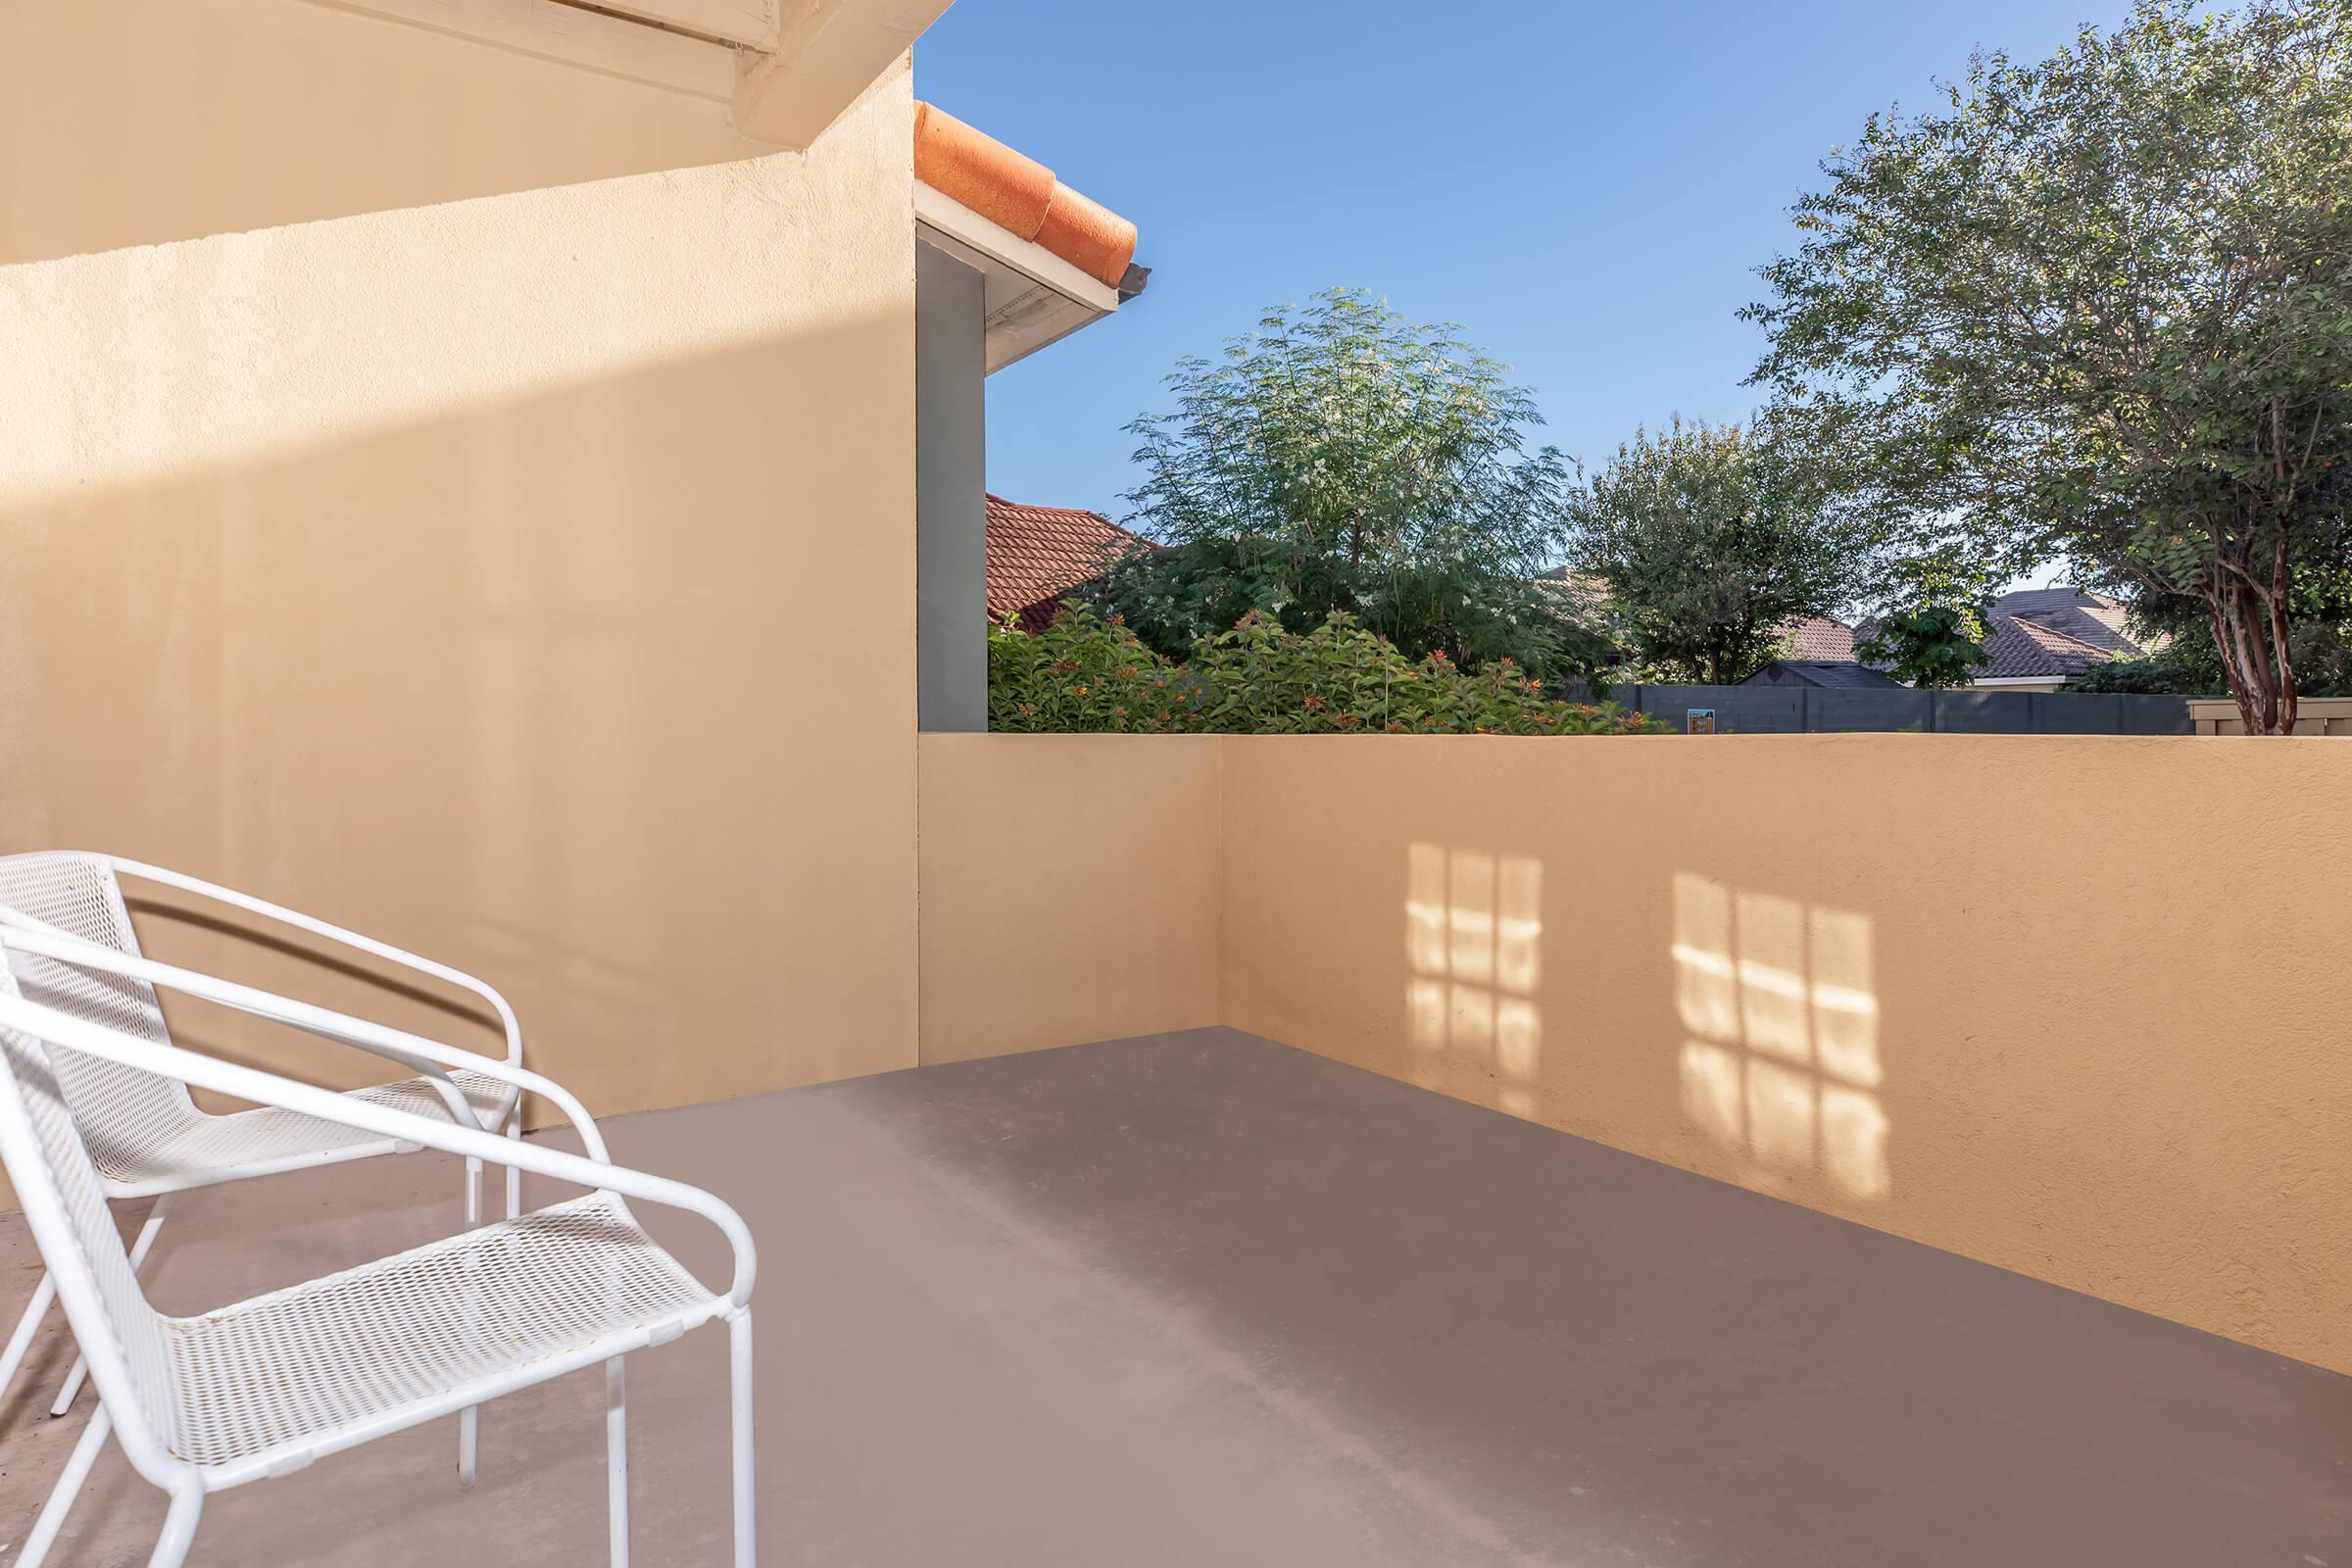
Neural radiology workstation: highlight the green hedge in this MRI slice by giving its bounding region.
[989,607,1664,735]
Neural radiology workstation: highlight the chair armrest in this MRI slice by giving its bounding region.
[1,923,481,1130]
[0,990,753,1309]
[104,856,524,1067]
[0,925,608,1161]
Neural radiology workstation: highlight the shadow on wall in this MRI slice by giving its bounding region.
[1672,872,1888,1203]
[0,308,918,1131]
[1404,844,1543,1116]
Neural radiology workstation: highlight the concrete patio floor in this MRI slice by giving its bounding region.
[2,1026,2347,1566]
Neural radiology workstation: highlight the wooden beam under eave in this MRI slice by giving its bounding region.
[731,0,954,149]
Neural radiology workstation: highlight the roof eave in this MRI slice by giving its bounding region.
[916,183,1122,373]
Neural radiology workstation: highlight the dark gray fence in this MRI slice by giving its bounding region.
[1611,684,2191,735]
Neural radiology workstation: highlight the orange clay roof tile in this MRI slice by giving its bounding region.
[914,102,1139,291]
[985,494,1152,630]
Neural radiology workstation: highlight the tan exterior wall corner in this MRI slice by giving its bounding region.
[0,66,922,1209]
[916,735,1222,1064]
[1216,733,2352,1374]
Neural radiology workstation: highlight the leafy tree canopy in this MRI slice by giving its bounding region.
[1088,289,1606,681]
[1565,416,1876,685]
[1746,0,2352,733]
[1853,550,2000,688]
[2067,556,2352,694]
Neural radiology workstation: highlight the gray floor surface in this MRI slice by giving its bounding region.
[1,1026,2346,1566]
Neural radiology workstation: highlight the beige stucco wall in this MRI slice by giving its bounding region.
[1219,734,2352,1373]
[4,3,2343,1381]
[0,35,922,1197]
[0,0,769,268]
[916,735,1222,1064]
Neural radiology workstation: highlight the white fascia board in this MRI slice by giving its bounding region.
[914,184,1120,374]
[914,184,1119,314]
[912,201,1114,373]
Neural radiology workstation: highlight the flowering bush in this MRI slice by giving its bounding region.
[989,607,1663,735]
[986,607,1206,733]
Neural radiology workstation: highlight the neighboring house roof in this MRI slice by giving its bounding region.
[1534,574,2168,684]
[1991,587,2146,656]
[1844,587,2164,684]
[1532,571,1864,671]
[913,103,1140,290]
[1782,614,1858,662]
[986,494,1150,630]
[1742,660,1908,689]
[1976,613,2129,680]
[1965,587,2166,680]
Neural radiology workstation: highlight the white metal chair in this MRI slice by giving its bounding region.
[0,924,759,1568]
[0,851,528,1447]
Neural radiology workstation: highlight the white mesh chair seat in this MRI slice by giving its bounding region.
[0,854,769,1568]
[161,1193,716,1474]
[0,971,759,1568]
[90,1069,520,1195]
[0,850,545,1436]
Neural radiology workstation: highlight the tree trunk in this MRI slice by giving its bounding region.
[2266,529,2301,735]
[2207,569,2299,736]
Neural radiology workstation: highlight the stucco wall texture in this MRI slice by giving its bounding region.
[0,0,771,269]
[1216,733,2352,1375]
[916,734,1223,1064]
[0,2,2342,1379]
[915,732,2352,1370]
[0,21,921,1199]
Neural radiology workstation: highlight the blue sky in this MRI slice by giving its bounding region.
[916,0,2125,580]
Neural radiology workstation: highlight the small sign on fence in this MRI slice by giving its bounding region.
[1686,709,1717,735]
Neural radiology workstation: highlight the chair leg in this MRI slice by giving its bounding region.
[54,1196,172,1417]
[459,1157,482,1488]
[730,1311,757,1568]
[21,1399,111,1568]
[0,1269,57,1405]
[607,1355,630,1568]
[506,1110,523,1219]
[148,1481,206,1568]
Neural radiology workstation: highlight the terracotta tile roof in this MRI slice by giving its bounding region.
[1781,614,1857,662]
[914,104,1139,290]
[986,493,1152,631]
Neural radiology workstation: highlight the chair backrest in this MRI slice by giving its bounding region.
[0,957,181,1466]
[0,853,197,1181]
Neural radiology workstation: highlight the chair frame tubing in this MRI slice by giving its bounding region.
[0,853,530,1429]
[0,974,759,1567]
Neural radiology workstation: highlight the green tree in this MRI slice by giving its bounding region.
[1746,0,2352,734]
[1092,289,1602,681]
[1854,551,1998,688]
[2067,556,2352,695]
[1564,416,1874,685]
